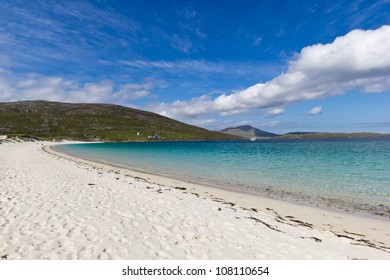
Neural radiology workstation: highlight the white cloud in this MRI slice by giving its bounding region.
[265,108,284,118]
[0,72,154,104]
[153,95,212,118]
[307,106,322,116]
[151,25,390,119]
[121,59,279,77]
[115,83,153,100]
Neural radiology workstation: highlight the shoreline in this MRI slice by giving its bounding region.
[1,140,389,259]
[47,143,390,253]
[52,142,389,222]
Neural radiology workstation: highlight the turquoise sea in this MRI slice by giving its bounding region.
[54,138,390,217]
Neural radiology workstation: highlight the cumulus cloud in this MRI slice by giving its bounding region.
[0,71,154,104]
[152,25,390,119]
[307,106,322,116]
[265,108,284,118]
[152,94,212,119]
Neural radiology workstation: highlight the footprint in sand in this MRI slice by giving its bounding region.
[156,250,172,258]
[85,232,100,243]
[103,247,128,259]
[77,244,99,259]
[152,225,171,236]
[19,225,32,236]
[66,226,82,238]
[15,245,34,258]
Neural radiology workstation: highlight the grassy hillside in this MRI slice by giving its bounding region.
[0,101,240,141]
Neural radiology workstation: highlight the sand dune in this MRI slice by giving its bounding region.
[0,141,389,259]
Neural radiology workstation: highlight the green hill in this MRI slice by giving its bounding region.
[0,100,240,141]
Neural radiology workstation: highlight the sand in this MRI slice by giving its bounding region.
[0,140,389,259]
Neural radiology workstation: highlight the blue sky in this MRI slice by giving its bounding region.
[0,0,389,133]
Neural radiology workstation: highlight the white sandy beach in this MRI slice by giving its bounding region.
[0,141,389,259]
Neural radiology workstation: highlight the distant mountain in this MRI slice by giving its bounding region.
[0,100,240,141]
[220,125,390,140]
[277,132,390,139]
[221,125,279,139]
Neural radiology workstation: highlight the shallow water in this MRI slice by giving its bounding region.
[54,138,390,215]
